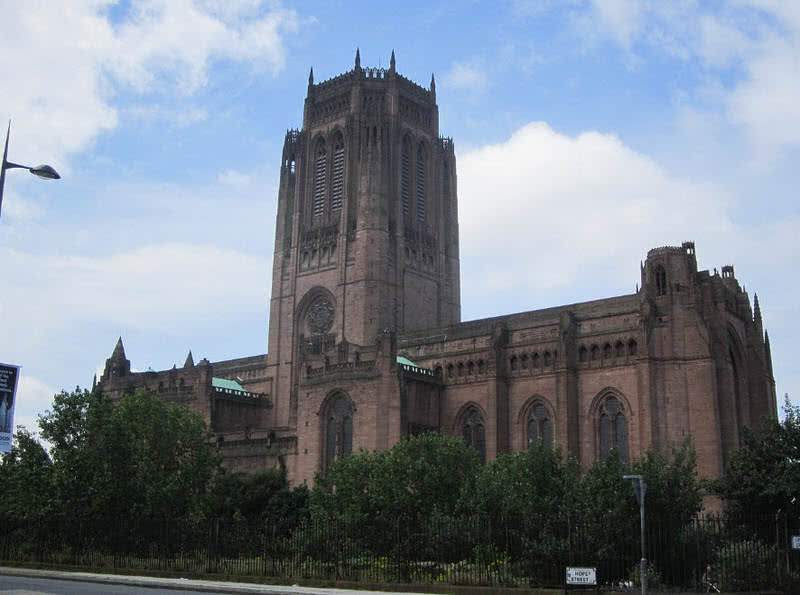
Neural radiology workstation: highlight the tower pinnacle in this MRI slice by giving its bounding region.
[390,49,396,72]
[355,47,361,70]
[754,293,762,324]
[308,66,313,86]
[111,336,126,360]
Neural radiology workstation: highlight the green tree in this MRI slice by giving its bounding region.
[461,443,580,520]
[38,387,114,518]
[100,390,221,519]
[310,432,480,524]
[37,387,221,520]
[0,427,54,517]
[631,440,702,523]
[714,397,800,518]
[211,468,309,524]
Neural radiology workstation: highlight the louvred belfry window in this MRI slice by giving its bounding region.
[401,138,410,215]
[416,143,425,221]
[313,139,327,217]
[331,133,344,211]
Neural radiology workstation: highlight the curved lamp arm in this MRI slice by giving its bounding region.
[0,121,60,220]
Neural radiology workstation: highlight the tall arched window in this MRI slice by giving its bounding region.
[401,137,411,216]
[313,138,327,217]
[324,393,353,472]
[462,407,486,463]
[655,265,667,296]
[527,401,553,449]
[330,132,345,211]
[598,395,628,464]
[415,143,426,222]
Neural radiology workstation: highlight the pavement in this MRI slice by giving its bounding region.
[0,567,439,594]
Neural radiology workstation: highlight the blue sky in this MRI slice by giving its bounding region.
[1,1,798,432]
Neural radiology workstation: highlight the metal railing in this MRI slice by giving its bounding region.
[0,513,796,591]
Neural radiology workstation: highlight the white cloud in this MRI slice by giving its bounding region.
[458,121,737,305]
[109,0,299,93]
[0,1,301,168]
[575,2,800,163]
[0,243,267,367]
[726,36,800,158]
[124,105,209,127]
[12,375,56,436]
[589,0,644,50]
[218,169,253,187]
[445,62,489,91]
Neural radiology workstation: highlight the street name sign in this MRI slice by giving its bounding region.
[566,566,597,585]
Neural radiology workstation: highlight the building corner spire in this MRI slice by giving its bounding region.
[111,336,126,360]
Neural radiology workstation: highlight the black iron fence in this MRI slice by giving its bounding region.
[1,513,798,591]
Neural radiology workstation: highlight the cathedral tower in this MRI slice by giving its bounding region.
[266,51,460,428]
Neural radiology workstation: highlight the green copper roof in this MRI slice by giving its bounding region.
[212,377,246,392]
[396,355,417,367]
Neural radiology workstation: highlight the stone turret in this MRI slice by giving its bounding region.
[102,337,130,380]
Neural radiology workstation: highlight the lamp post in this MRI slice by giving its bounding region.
[0,121,60,221]
[624,474,647,595]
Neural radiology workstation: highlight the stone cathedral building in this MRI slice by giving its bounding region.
[96,51,777,486]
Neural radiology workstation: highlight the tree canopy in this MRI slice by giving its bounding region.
[714,396,800,518]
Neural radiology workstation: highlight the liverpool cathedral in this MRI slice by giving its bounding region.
[96,51,777,486]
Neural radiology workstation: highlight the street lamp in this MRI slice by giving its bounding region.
[624,474,648,595]
[0,120,60,220]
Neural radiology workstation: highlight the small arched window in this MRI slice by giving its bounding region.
[324,394,354,472]
[615,341,625,358]
[331,132,345,210]
[462,407,486,464]
[401,137,411,216]
[457,362,464,377]
[543,351,551,366]
[313,139,327,217]
[628,339,638,356]
[415,143,426,222]
[655,265,667,296]
[598,395,628,464]
[527,401,553,449]
[467,361,475,375]
[591,345,600,361]
[521,354,528,369]
[510,356,517,371]
[532,353,540,368]
[477,360,485,375]
[603,343,612,360]
[447,363,454,378]
[578,346,588,363]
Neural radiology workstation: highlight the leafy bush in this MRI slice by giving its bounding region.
[715,538,777,591]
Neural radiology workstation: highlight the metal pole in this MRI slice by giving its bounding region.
[0,121,10,219]
[640,482,647,595]
[624,474,647,595]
